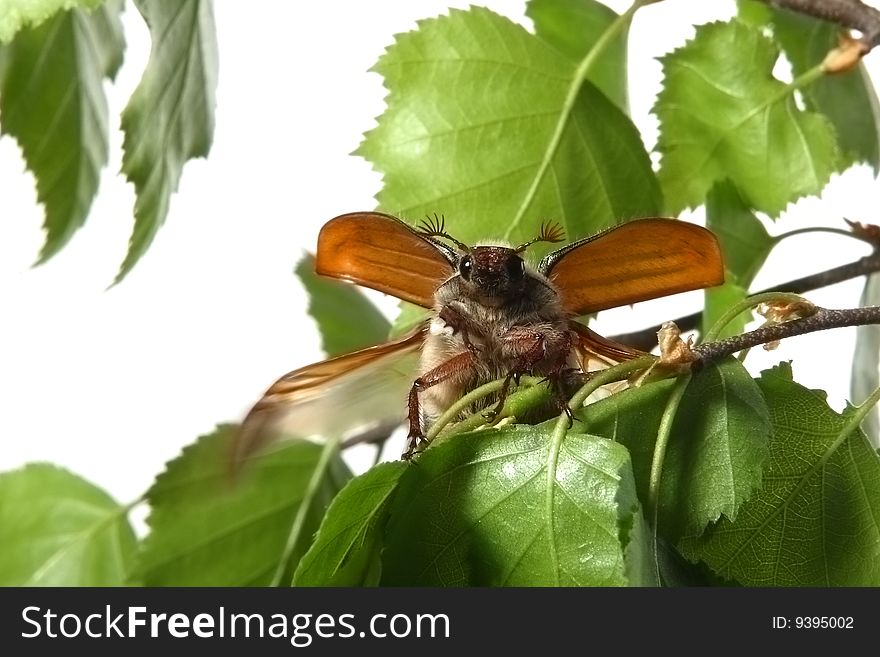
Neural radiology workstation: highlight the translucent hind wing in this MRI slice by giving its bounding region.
[233,324,427,467]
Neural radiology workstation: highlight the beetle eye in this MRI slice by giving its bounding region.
[459,255,473,280]
[506,255,525,280]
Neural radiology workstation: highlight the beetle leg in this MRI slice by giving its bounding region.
[484,330,547,421]
[546,332,576,427]
[482,370,518,422]
[493,327,578,424]
[438,305,482,356]
[405,350,478,459]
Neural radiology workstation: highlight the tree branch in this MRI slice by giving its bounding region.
[340,420,398,450]
[608,249,880,351]
[693,305,880,363]
[761,0,880,48]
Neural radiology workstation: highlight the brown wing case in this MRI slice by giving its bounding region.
[315,211,456,309]
[542,218,724,316]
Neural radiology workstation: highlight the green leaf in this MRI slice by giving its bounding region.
[578,357,771,540]
[656,537,740,586]
[655,20,839,216]
[381,425,652,586]
[295,253,390,358]
[703,181,773,338]
[622,492,660,587]
[0,0,105,42]
[740,0,880,170]
[294,461,407,586]
[0,464,137,586]
[389,301,430,339]
[703,281,750,340]
[526,0,628,112]
[358,6,660,254]
[0,1,124,261]
[735,0,773,26]
[680,363,880,585]
[706,181,773,287]
[138,425,351,586]
[117,0,218,282]
[851,274,880,447]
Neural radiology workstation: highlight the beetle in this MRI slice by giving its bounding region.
[234,211,724,463]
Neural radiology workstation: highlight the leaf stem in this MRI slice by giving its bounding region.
[546,413,566,586]
[544,354,655,586]
[771,225,868,246]
[271,436,340,587]
[568,356,656,411]
[785,62,825,97]
[835,384,880,457]
[503,0,647,241]
[427,380,504,441]
[647,373,690,583]
[695,305,880,362]
[431,357,655,447]
[703,291,810,342]
[428,375,550,441]
[541,360,654,585]
[123,495,146,514]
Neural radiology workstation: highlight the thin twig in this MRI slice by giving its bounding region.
[694,305,880,363]
[761,0,880,48]
[609,250,880,351]
[339,421,398,451]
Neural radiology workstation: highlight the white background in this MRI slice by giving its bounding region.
[1,0,878,506]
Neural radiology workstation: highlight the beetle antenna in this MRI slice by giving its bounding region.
[514,221,565,253]
[419,212,445,235]
[418,213,470,251]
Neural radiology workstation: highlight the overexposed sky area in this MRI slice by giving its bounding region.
[1,0,879,505]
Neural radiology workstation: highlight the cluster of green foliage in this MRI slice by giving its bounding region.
[0,0,217,281]
[2,0,880,586]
